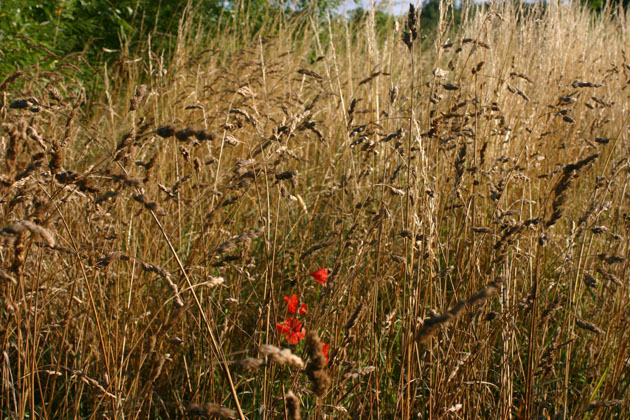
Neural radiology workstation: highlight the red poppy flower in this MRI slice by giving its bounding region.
[322,342,330,364]
[310,268,328,285]
[276,317,306,344]
[283,294,307,315]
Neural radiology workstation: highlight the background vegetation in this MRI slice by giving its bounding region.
[2,0,439,83]
[3,0,625,84]
[1,0,629,419]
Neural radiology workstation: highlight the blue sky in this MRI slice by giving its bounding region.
[338,0,418,15]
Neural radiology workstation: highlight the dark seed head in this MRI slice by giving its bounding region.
[175,128,195,141]
[10,99,31,109]
[156,125,175,138]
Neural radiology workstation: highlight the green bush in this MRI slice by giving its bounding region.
[0,0,210,78]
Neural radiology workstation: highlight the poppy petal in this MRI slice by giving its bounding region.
[322,342,330,364]
[284,294,299,314]
[278,317,306,344]
[276,322,290,334]
[289,327,306,344]
[310,268,328,285]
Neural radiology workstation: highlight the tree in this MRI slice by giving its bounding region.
[586,0,629,11]
[0,0,222,76]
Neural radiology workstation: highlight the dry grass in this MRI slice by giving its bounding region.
[1,1,629,419]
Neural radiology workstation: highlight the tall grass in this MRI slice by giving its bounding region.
[1,1,629,418]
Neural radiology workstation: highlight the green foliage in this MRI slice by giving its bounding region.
[0,0,345,86]
[586,0,629,11]
[0,0,221,78]
[347,7,396,40]
[419,0,462,37]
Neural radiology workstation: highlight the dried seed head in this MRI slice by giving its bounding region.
[417,313,454,345]
[433,67,449,78]
[207,276,225,288]
[130,85,147,111]
[95,251,130,267]
[297,68,323,80]
[472,226,492,233]
[597,253,625,264]
[9,98,37,109]
[187,402,236,419]
[55,171,79,184]
[389,86,398,103]
[308,369,331,397]
[195,130,216,141]
[276,170,297,181]
[156,125,175,138]
[259,344,280,355]
[305,332,326,369]
[270,349,304,369]
[285,391,301,420]
[0,269,17,285]
[225,134,240,146]
[417,281,499,344]
[588,400,622,410]
[583,274,598,288]
[485,311,499,321]
[50,142,64,175]
[575,318,604,335]
[572,80,603,88]
[402,5,418,50]
[472,61,485,74]
[175,128,195,141]
[133,194,165,215]
[1,220,55,247]
[0,71,23,90]
[345,303,363,331]
[538,233,548,246]
[259,345,304,369]
[237,357,265,370]
[48,86,63,102]
[141,262,184,308]
[305,331,331,397]
[348,98,358,117]
[596,268,622,287]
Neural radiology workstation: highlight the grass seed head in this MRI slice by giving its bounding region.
[285,391,301,420]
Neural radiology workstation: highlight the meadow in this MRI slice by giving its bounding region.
[1,1,629,418]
